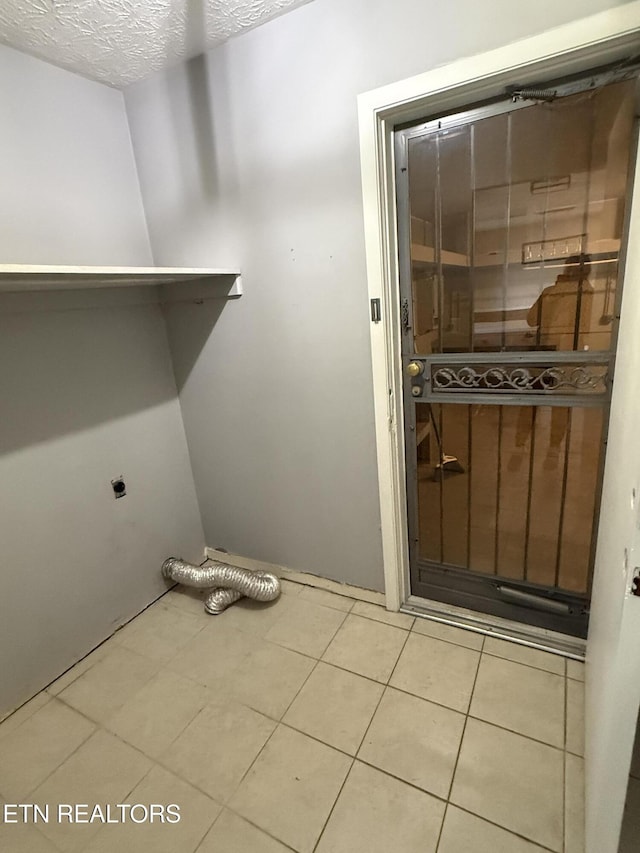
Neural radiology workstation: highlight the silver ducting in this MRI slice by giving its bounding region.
[204,588,244,615]
[162,557,281,614]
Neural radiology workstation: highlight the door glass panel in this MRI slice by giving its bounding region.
[407,79,635,356]
[415,402,604,596]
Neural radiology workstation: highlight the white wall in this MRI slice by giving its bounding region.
[0,44,151,265]
[125,0,632,592]
[0,48,205,718]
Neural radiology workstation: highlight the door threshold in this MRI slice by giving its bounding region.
[402,595,586,659]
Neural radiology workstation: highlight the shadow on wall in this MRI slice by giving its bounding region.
[165,52,220,204]
[125,29,240,266]
[162,296,228,392]
[0,289,222,456]
[183,0,219,200]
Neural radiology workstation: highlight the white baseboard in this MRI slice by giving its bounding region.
[204,548,386,607]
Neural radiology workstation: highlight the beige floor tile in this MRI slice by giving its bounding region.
[31,730,152,852]
[0,691,50,735]
[483,637,565,675]
[283,662,383,754]
[57,645,159,724]
[566,678,585,757]
[0,820,61,853]
[166,621,259,688]
[565,753,585,853]
[412,618,484,650]
[315,761,445,853]
[390,633,480,713]
[227,641,316,719]
[358,687,464,798]
[46,642,114,696]
[163,586,208,616]
[162,697,275,803]
[438,806,549,853]
[350,600,415,630]
[206,594,295,638]
[470,655,565,747]
[567,658,585,681]
[298,585,355,612]
[114,602,205,663]
[322,615,407,683]
[229,725,351,853]
[106,670,211,757]
[450,718,564,851]
[84,765,221,853]
[197,810,291,853]
[278,578,303,596]
[620,776,640,853]
[0,699,95,800]
[265,600,347,658]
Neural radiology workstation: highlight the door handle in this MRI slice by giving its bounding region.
[406,361,425,377]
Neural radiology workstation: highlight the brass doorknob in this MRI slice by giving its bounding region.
[405,361,424,377]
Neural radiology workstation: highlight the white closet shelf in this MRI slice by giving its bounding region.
[0,265,242,295]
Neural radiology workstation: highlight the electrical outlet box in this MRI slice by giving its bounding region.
[111,476,126,499]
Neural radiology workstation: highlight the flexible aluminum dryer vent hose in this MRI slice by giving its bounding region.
[161,557,281,615]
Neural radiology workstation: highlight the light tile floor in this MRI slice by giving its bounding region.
[0,579,585,853]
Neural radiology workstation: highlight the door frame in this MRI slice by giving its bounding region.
[358,1,640,615]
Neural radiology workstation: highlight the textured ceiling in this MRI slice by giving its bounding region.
[0,0,311,87]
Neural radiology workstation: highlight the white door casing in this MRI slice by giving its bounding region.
[585,128,640,851]
[358,4,640,851]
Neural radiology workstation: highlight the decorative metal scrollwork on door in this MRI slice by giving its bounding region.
[410,353,612,404]
[432,364,608,394]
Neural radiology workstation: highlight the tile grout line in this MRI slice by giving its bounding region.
[435,636,485,853]
[481,648,568,677]
[444,634,486,805]
[353,754,449,802]
[412,623,570,676]
[13,699,98,802]
[154,634,328,806]
[311,621,413,853]
[17,727,157,853]
[443,802,560,853]
[51,643,287,813]
[205,809,300,853]
[209,655,327,823]
[435,802,451,853]
[193,806,226,852]
[465,712,566,752]
[94,748,224,853]
[355,625,413,755]
[310,756,356,853]
[104,684,213,762]
[313,610,351,660]
[279,657,323,722]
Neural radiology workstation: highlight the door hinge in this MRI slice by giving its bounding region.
[371,298,381,323]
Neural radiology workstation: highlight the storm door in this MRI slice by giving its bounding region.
[395,73,637,637]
